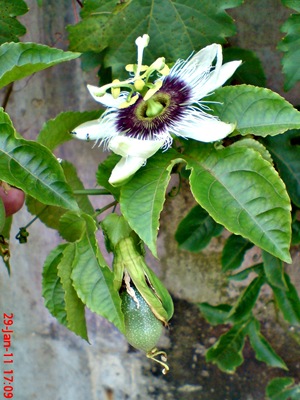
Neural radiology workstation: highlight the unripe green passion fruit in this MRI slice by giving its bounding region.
[121,286,163,353]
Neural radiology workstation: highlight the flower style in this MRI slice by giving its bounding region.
[72,34,241,186]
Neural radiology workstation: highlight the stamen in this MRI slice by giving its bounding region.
[111,79,121,99]
[144,81,163,101]
[119,94,139,109]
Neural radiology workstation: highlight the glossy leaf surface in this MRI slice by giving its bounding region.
[57,244,89,341]
[70,213,125,332]
[222,234,253,272]
[120,150,181,257]
[247,318,287,370]
[0,42,80,89]
[0,0,28,44]
[262,130,300,207]
[185,143,292,263]
[68,0,242,77]
[206,322,248,373]
[37,110,103,151]
[0,110,78,210]
[175,204,222,252]
[208,85,300,136]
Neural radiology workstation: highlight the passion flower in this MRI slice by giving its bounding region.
[72,34,241,186]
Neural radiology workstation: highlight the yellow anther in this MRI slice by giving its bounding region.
[125,64,135,72]
[159,64,170,76]
[150,57,166,72]
[119,94,139,109]
[144,81,163,101]
[111,79,121,99]
[126,64,148,73]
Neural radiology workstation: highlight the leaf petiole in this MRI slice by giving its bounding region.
[73,189,112,195]
[95,201,118,216]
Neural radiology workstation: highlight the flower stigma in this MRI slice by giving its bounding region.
[72,34,242,186]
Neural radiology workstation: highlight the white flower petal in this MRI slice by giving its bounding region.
[109,156,146,186]
[108,135,165,158]
[72,113,117,141]
[176,110,235,142]
[170,44,219,81]
[71,119,102,141]
[196,60,242,98]
[87,85,125,108]
[169,43,241,102]
[214,60,242,88]
[190,43,221,72]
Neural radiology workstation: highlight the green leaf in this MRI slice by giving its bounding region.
[222,234,254,272]
[0,216,11,274]
[271,273,300,326]
[185,143,292,263]
[101,213,133,251]
[0,0,28,44]
[57,244,89,341]
[266,377,300,400]
[175,204,222,252]
[26,160,94,230]
[80,51,104,72]
[0,110,78,210]
[62,160,94,215]
[230,138,274,165]
[71,213,125,332]
[262,130,300,207]
[96,153,121,199]
[206,321,248,373]
[59,210,87,243]
[223,47,266,87]
[247,318,288,370]
[207,85,300,136]
[37,110,103,151]
[282,0,300,13]
[141,260,174,321]
[68,0,242,77]
[278,9,300,91]
[0,42,80,89]
[226,275,265,324]
[262,251,287,290]
[120,149,182,257]
[25,199,64,231]
[198,303,232,325]
[228,264,264,282]
[42,244,68,326]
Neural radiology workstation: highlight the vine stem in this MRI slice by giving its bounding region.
[2,83,14,110]
[73,189,112,195]
[23,206,49,229]
[95,200,118,216]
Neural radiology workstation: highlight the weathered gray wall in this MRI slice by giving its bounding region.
[1,1,300,399]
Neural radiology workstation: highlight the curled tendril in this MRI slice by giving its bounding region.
[146,348,169,375]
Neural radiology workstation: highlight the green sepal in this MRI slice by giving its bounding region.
[101,213,135,252]
[101,214,173,324]
[113,236,173,324]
